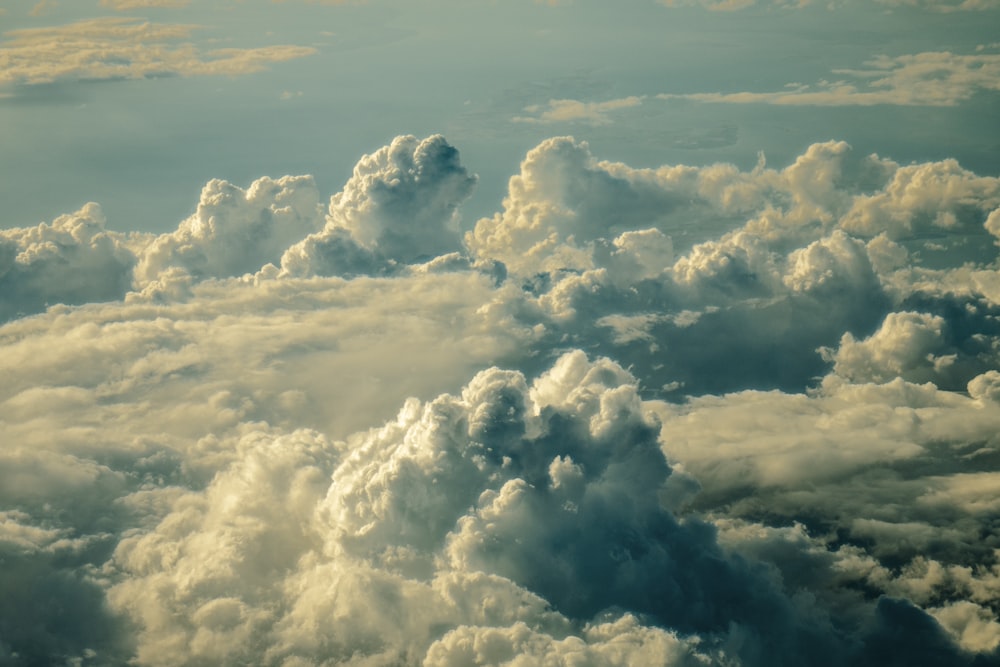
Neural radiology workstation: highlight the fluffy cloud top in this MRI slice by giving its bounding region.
[281,135,477,277]
[0,202,136,321]
[2,133,1000,665]
[134,175,324,288]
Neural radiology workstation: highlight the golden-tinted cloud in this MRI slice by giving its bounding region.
[0,17,316,86]
[512,96,645,125]
[660,51,1000,106]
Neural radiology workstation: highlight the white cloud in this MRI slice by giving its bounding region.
[513,96,645,126]
[840,159,1000,239]
[0,17,316,87]
[100,0,191,9]
[930,602,1000,653]
[134,175,324,288]
[281,135,477,276]
[424,617,710,667]
[660,52,1000,107]
[0,202,136,321]
[3,134,1000,665]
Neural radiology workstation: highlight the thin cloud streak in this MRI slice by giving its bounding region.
[0,17,316,87]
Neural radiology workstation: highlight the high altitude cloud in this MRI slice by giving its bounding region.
[0,17,316,87]
[2,133,999,665]
[660,51,1000,107]
[281,134,477,277]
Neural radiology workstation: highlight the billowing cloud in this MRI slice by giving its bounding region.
[0,202,136,322]
[2,133,1000,665]
[0,17,316,87]
[134,175,324,288]
[281,134,477,277]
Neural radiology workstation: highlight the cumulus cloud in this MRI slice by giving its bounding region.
[134,175,324,287]
[3,133,1000,665]
[0,202,136,322]
[0,17,316,87]
[281,135,477,277]
[465,136,698,275]
[95,351,904,665]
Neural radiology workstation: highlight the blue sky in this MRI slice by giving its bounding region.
[2,0,997,232]
[2,2,1000,666]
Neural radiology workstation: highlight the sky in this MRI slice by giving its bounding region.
[1,1,1000,666]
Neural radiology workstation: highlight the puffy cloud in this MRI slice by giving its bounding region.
[281,135,477,276]
[840,159,1000,240]
[0,18,316,87]
[134,175,323,287]
[0,202,136,322]
[930,601,1000,653]
[466,137,714,275]
[102,351,870,665]
[821,302,1000,390]
[4,133,1000,665]
[108,428,338,666]
[424,616,710,667]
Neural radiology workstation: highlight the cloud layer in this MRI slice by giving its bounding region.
[2,133,999,665]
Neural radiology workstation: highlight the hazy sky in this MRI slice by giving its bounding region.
[2,0,998,231]
[2,1,1000,666]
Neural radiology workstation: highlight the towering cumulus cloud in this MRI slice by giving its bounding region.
[281,134,477,277]
[1,134,999,665]
[0,203,135,321]
[134,175,324,289]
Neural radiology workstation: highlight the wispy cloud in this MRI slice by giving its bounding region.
[99,0,191,9]
[660,0,1000,10]
[512,96,644,125]
[660,51,1000,106]
[0,17,316,87]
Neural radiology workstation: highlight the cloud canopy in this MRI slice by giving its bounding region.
[1,132,999,666]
